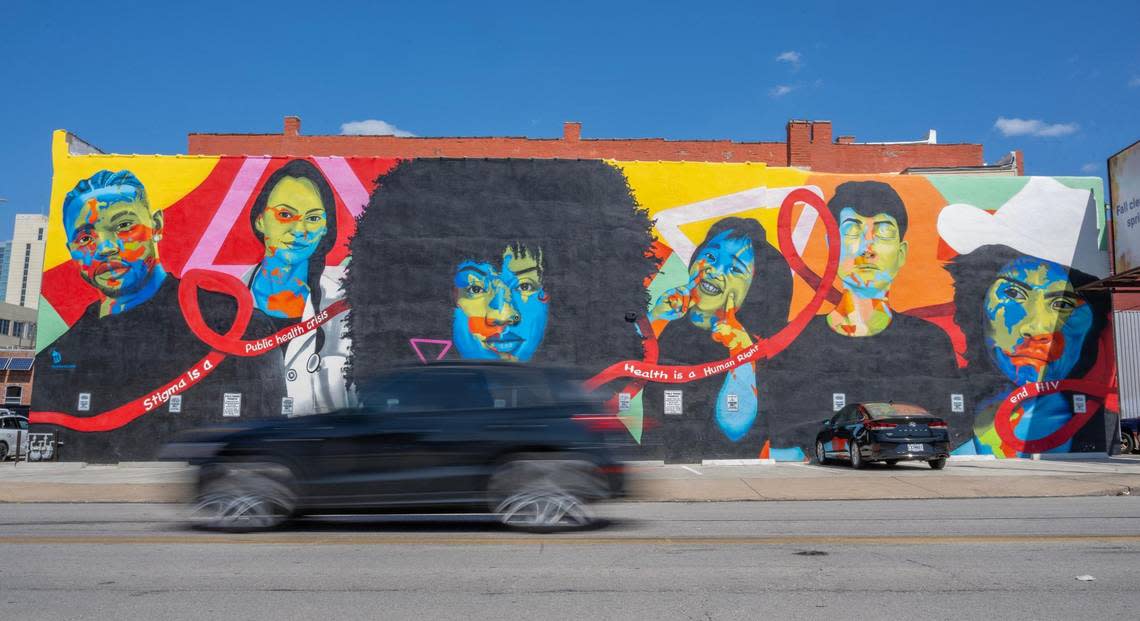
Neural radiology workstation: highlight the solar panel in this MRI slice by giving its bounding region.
[8,358,33,371]
[0,358,11,370]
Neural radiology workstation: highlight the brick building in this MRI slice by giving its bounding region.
[189,117,1019,175]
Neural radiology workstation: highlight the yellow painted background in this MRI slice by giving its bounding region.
[46,131,220,271]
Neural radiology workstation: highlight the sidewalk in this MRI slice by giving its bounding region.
[3,457,1140,503]
[626,456,1140,501]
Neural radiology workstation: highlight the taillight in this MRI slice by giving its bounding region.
[572,414,628,432]
[928,420,948,429]
[865,421,897,430]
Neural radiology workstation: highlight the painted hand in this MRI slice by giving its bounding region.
[649,270,701,324]
[711,292,753,354]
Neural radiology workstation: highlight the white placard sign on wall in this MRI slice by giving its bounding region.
[832,393,846,412]
[951,394,964,413]
[169,395,183,414]
[618,392,631,412]
[223,393,242,417]
[664,390,683,415]
[1073,394,1087,414]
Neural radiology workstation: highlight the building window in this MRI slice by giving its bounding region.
[5,385,22,404]
[0,320,8,335]
[19,243,31,307]
[12,322,23,339]
[37,228,44,241]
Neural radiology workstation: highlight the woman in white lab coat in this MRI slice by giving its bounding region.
[243,159,353,415]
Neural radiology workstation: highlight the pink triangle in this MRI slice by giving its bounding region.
[409,339,452,363]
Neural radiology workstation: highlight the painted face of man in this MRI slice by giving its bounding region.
[836,208,907,298]
[452,247,548,362]
[687,230,755,323]
[254,176,329,264]
[66,196,162,298]
[984,256,1094,385]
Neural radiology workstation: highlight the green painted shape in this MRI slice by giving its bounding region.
[1054,176,1107,249]
[924,176,1030,212]
[34,297,68,355]
[621,389,645,444]
[646,252,689,311]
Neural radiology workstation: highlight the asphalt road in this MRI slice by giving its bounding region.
[2,498,1140,620]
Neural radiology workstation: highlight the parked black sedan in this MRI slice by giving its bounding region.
[814,402,950,469]
[159,362,629,532]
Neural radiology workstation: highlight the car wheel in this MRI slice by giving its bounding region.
[488,457,602,533]
[928,458,947,470]
[885,460,899,467]
[1122,433,1137,455]
[0,441,8,461]
[848,442,864,469]
[191,463,296,532]
[814,440,830,465]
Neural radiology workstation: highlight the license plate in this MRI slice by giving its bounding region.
[907,443,925,452]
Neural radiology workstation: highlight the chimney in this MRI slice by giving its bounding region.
[810,120,832,145]
[1014,150,1024,176]
[786,120,811,167]
[563,121,582,142]
[837,135,856,145]
[284,116,301,137]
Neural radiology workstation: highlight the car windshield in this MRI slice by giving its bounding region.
[863,403,930,419]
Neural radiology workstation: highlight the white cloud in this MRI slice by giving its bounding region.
[1081,162,1099,174]
[769,85,795,98]
[1129,76,1140,88]
[775,50,802,70]
[993,117,1079,138]
[340,119,416,137]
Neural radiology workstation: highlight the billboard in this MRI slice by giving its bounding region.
[1110,140,1140,274]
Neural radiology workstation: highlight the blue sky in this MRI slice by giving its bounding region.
[1,0,1137,240]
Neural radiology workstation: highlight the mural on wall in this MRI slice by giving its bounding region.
[32,132,1118,462]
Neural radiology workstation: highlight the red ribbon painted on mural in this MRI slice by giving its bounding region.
[177,269,349,357]
[584,188,841,391]
[29,269,348,432]
[992,379,1118,454]
[29,351,230,432]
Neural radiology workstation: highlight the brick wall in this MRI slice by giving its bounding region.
[188,118,987,174]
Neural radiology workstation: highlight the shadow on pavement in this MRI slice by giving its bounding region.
[174,512,644,535]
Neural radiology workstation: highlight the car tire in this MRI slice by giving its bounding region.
[190,462,297,532]
[848,442,864,469]
[0,441,8,462]
[488,456,602,533]
[1122,433,1137,455]
[814,440,830,465]
[884,459,899,467]
[928,458,947,470]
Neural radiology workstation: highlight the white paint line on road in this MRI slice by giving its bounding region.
[680,466,703,476]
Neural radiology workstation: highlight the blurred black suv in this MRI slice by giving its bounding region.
[160,362,629,532]
[814,402,951,469]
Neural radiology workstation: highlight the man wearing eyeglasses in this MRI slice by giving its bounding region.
[761,181,960,459]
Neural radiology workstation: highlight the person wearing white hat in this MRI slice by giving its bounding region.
[939,178,1112,455]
